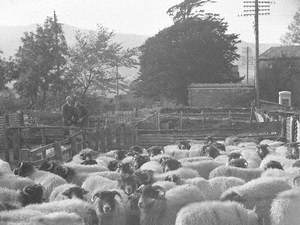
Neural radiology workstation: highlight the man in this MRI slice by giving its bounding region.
[74,99,88,128]
[62,96,77,126]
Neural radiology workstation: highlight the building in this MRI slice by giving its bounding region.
[259,46,300,106]
[188,83,255,108]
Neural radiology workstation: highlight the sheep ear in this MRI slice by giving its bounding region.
[81,188,89,195]
[62,189,71,197]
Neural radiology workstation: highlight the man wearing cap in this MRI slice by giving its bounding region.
[62,96,77,126]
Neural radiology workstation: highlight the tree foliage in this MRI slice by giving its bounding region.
[66,26,138,98]
[12,12,68,109]
[282,8,300,45]
[167,0,215,23]
[134,17,240,104]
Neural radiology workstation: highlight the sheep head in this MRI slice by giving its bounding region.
[147,146,164,157]
[178,141,191,150]
[119,175,138,195]
[129,145,144,154]
[264,160,283,170]
[62,187,88,200]
[161,159,181,173]
[133,155,150,170]
[14,161,34,177]
[228,151,242,162]
[108,160,120,171]
[137,185,166,210]
[228,158,248,168]
[92,190,122,215]
[19,184,44,206]
[256,144,270,159]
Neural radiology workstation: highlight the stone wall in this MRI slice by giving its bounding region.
[188,84,255,108]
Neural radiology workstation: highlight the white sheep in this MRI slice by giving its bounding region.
[151,181,176,191]
[49,184,88,202]
[164,145,189,159]
[24,199,99,225]
[179,156,212,164]
[261,167,300,186]
[30,212,84,225]
[209,166,263,182]
[240,149,261,168]
[154,167,199,181]
[140,161,163,174]
[0,208,44,225]
[182,160,223,179]
[82,175,119,201]
[92,190,126,225]
[138,184,207,225]
[16,162,67,201]
[270,187,300,225]
[175,201,259,225]
[63,162,108,174]
[88,171,121,181]
[0,174,35,190]
[220,177,291,225]
[95,156,116,167]
[260,154,295,170]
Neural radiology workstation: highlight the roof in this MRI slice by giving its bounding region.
[260,46,300,60]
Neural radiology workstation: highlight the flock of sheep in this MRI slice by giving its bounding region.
[0,136,300,225]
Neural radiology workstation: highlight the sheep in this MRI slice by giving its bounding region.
[71,148,98,164]
[260,154,295,170]
[177,141,191,150]
[270,187,300,225]
[261,167,300,186]
[182,160,223,179]
[95,156,116,167]
[107,160,120,171]
[240,149,261,168]
[82,175,119,200]
[63,162,108,174]
[88,171,121,181]
[209,166,263,182]
[220,177,291,225]
[133,154,150,170]
[30,212,84,225]
[138,184,206,225]
[208,176,246,200]
[151,181,176,191]
[24,199,99,225]
[0,208,44,224]
[228,158,248,168]
[92,190,126,225]
[161,158,181,172]
[154,167,199,181]
[140,161,163,174]
[285,142,300,159]
[179,156,212,164]
[264,160,283,170]
[150,154,173,163]
[14,162,67,200]
[0,158,12,174]
[147,146,164,157]
[0,174,36,190]
[0,184,43,208]
[175,201,259,225]
[49,184,88,201]
[129,145,144,155]
[292,159,300,167]
[164,145,189,159]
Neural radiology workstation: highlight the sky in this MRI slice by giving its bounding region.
[0,0,299,43]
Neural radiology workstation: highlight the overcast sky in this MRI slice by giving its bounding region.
[0,0,299,43]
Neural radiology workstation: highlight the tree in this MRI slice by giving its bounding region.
[281,8,300,45]
[0,51,8,90]
[12,12,68,109]
[134,17,240,104]
[66,26,138,98]
[167,0,216,23]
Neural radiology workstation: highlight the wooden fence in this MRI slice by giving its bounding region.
[136,121,283,147]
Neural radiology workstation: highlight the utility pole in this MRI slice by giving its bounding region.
[239,0,274,108]
[255,0,260,107]
[115,62,119,112]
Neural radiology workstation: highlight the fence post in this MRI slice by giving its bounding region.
[41,127,46,145]
[19,149,30,161]
[179,111,183,130]
[54,142,63,161]
[156,111,160,131]
[71,136,77,156]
